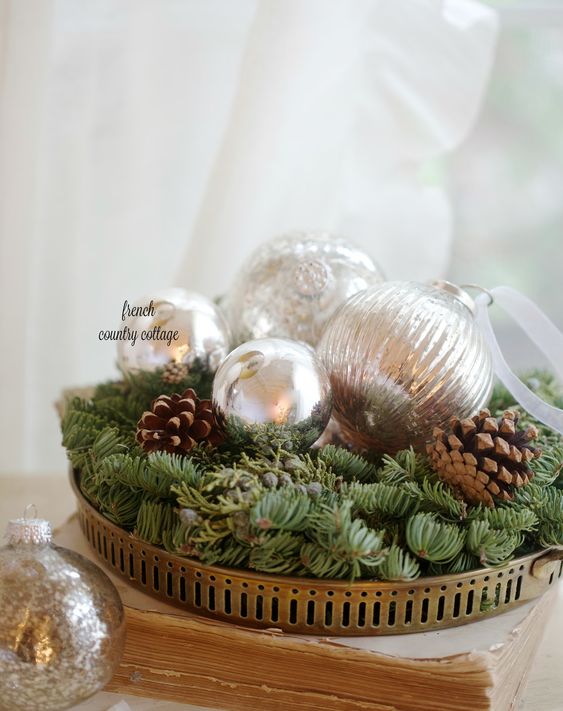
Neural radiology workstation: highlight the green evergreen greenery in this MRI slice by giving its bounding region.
[60,368,563,581]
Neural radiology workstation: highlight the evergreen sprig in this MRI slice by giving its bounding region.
[405,513,466,563]
[314,445,378,482]
[466,520,522,566]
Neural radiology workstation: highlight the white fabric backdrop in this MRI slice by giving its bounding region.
[0,0,497,474]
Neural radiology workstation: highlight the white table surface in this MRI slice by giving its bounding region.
[1,472,562,711]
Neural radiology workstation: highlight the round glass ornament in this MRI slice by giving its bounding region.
[117,288,231,375]
[317,281,494,454]
[212,337,332,450]
[0,512,125,711]
[222,231,384,347]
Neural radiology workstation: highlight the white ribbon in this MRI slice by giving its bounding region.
[474,286,563,435]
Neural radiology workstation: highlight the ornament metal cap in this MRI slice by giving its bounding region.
[431,280,476,314]
[4,504,52,545]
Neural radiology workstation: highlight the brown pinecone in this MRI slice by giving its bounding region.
[161,361,189,385]
[427,409,541,508]
[136,388,223,454]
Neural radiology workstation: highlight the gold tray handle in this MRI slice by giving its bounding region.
[531,548,563,580]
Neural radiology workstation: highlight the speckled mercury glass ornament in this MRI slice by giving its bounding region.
[212,337,332,449]
[317,281,494,454]
[0,512,125,711]
[222,232,384,347]
[117,288,231,375]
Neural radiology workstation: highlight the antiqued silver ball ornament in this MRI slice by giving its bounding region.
[317,281,494,454]
[0,513,125,711]
[116,287,231,375]
[222,231,384,347]
[212,337,332,450]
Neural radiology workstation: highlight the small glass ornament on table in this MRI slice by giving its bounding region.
[0,506,125,711]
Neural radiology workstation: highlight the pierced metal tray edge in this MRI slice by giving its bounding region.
[70,468,563,636]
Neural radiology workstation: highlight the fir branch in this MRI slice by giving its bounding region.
[405,513,465,563]
[62,406,124,469]
[446,551,481,574]
[121,362,214,403]
[197,537,252,569]
[376,544,421,581]
[286,453,339,489]
[303,501,386,579]
[343,481,420,519]
[148,451,202,490]
[466,520,522,566]
[135,500,179,546]
[98,451,202,500]
[79,467,102,507]
[99,482,144,529]
[315,445,378,482]
[534,487,563,546]
[531,444,563,487]
[480,506,538,533]
[249,530,305,575]
[537,521,563,548]
[418,479,468,521]
[222,419,318,457]
[377,447,434,485]
[250,489,311,532]
[538,487,563,523]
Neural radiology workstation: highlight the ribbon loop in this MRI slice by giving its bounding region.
[475,286,563,435]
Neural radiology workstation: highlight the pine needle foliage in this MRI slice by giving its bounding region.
[314,445,378,482]
[61,371,563,581]
[405,513,466,563]
[466,520,523,567]
[377,544,421,581]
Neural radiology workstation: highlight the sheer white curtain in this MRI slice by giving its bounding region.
[0,0,497,474]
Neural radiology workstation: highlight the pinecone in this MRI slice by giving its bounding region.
[161,361,189,385]
[136,388,223,454]
[427,409,541,508]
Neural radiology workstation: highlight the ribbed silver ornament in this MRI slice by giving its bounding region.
[317,281,494,454]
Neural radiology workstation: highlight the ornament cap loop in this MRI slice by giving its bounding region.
[5,506,52,545]
[23,502,38,520]
[460,283,494,306]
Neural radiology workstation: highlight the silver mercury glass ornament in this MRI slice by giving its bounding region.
[317,281,494,454]
[0,507,125,711]
[222,231,384,347]
[212,337,332,450]
[117,287,231,375]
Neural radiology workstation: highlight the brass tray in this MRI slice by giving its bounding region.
[71,470,563,636]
